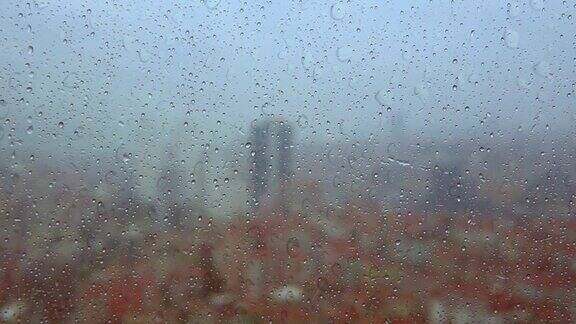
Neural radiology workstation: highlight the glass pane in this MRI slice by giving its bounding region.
[0,0,574,322]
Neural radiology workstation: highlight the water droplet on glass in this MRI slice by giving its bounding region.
[533,61,551,79]
[414,84,429,102]
[27,45,33,55]
[330,3,346,20]
[348,76,359,89]
[336,45,352,62]
[375,89,391,106]
[508,2,520,17]
[137,50,150,63]
[301,54,313,70]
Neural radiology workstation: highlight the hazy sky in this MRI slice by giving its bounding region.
[0,0,574,164]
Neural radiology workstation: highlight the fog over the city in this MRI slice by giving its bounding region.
[0,0,575,215]
[1,1,576,323]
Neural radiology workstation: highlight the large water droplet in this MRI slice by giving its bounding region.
[301,53,314,70]
[375,89,391,106]
[348,76,359,89]
[330,3,346,20]
[534,61,551,79]
[414,84,429,102]
[336,45,352,62]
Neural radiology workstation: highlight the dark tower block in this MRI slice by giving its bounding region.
[276,122,293,184]
[249,119,294,214]
[250,121,271,209]
[275,121,293,214]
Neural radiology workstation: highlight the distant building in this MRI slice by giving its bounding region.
[390,112,406,138]
[249,119,293,213]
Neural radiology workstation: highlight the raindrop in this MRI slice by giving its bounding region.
[137,50,150,63]
[336,45,352,62]
[330,3,345,20]
[414,84,429,102]
[533,61,551,78]
[388,157,411,167]
[375,89,391,106]
[301,53,314,70]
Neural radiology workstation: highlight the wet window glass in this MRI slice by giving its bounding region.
[0,0,574,322]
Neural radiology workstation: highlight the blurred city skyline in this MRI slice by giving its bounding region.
[0,0,574,322]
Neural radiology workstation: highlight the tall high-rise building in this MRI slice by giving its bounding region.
[390,111,406,139]
[249,119,293,212]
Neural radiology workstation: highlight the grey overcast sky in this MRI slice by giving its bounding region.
[0,0,574,163]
